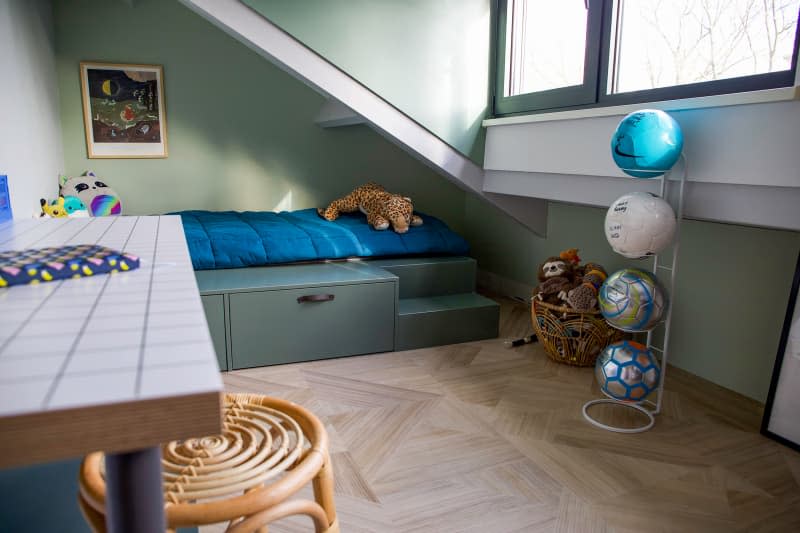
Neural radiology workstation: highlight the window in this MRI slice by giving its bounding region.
[495,0,800,115]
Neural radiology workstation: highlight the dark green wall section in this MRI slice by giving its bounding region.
[53,0,466,229]
[0,458,90,532]
[464,196,800,401]
[0,457,198,532]
[243,0,492,164]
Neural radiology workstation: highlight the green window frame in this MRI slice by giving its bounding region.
[494,0,800,116]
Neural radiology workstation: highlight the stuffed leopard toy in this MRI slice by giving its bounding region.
[318,183,423,233]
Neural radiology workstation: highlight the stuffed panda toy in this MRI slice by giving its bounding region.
[59,171,122,216]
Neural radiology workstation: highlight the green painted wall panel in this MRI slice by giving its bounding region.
[463,195,800,402]
[243,0,492,164]
[52,0,466,231]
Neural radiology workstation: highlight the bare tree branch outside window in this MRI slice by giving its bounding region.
[614,0,798,93]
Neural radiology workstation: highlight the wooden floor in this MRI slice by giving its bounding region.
[209,297,800,533]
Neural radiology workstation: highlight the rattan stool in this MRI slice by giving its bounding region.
[78,393,339,533]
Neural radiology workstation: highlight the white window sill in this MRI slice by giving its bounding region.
[482,85,800,127]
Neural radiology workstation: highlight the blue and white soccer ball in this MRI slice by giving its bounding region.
[595,340,661,402]
[599,268,667,332]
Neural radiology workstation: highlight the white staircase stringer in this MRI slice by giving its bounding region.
[178,0,548,235]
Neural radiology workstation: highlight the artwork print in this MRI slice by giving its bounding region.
[80,62,167,158]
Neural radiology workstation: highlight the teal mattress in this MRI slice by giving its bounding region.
[176,209,469,270]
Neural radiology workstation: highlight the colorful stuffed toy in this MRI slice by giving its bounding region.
[566,265,607,312]
[62,196,89,217]
[38,196,90,218]
[39,197,68,218]
[318,182,423,233]
[560,248,581,266]
[59,171,122,216]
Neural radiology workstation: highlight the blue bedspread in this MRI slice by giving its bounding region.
[175,209,469,270]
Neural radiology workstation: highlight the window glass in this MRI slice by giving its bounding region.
[611,0,800,94]
[505,0,589,96]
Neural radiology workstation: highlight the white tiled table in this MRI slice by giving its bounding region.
[0,216,222,532]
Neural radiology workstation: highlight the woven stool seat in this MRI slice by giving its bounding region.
[79,393,339,533]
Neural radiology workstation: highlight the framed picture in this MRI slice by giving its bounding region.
[762,250,800,451]
[79,62,168,158]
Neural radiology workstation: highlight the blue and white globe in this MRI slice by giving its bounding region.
[611,109,683,178]
[595,340,660,402]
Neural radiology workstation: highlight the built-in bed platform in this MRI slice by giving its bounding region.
[196,257,499,371]
[176,209,498,370]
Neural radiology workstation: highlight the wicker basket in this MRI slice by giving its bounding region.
[531,298,624,367]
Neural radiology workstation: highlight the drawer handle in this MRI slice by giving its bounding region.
[297,294,335,303]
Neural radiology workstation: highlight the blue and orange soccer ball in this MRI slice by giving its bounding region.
[599,268,666,332]
[595,340,661,402]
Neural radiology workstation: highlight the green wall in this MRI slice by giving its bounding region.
[243,0,492,164]
[53,0,466,229]
[464,196,800,402]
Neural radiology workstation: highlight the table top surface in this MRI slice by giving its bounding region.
[0,216,223,466]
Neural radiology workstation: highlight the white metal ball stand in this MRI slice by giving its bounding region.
[583,155,688,433]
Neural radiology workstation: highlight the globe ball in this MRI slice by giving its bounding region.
[611,109,683,178]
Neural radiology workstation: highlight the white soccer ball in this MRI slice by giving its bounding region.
[604,192,676,259]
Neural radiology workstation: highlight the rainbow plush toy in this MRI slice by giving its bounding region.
[59,171,122,216]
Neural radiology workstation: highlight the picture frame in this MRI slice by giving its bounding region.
[79,62,168,159]
[761,250,800,452]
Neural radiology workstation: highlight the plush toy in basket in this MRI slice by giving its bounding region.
[531,249,622,366]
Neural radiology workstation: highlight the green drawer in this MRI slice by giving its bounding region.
[201,294,228,371]
[229,281,396,369]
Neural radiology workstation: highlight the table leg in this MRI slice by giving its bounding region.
[104,447,166,533]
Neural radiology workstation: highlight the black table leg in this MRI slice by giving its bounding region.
[104,447,166,533]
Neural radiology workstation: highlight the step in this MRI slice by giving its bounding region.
[396,293,500,351]
[368,256,476,298]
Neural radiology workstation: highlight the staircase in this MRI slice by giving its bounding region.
[177,0,548,236]
[369,257,500,350]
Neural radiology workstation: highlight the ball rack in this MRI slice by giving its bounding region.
[582,154,687,433]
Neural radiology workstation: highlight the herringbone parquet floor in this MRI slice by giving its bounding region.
[206,297,800,533]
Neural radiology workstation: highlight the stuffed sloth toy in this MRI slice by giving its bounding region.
[533,256,575,305]
[534,250,609,311]
[318,182,423,233]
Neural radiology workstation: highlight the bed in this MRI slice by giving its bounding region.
[173,209,494,371]
[176,208,469,270]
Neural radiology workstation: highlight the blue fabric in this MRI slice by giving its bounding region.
[175,209,469,270]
